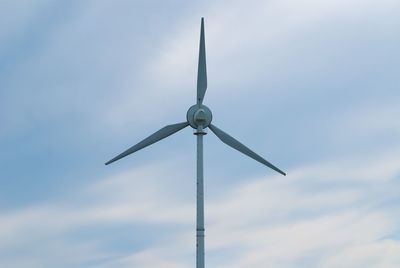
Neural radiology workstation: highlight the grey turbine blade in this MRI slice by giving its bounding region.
[197,17,207,104]
[209,124,286,176]
[105,122,189,165]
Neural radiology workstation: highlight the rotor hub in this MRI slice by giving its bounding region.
[186,104,212,129]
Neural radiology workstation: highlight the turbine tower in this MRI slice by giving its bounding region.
[105,17,286,268]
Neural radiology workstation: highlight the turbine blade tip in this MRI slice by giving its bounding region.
[277,170,286,176]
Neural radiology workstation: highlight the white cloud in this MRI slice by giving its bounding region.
[320,240,400,268]
[98,248,189,268]
[1,146,399,267]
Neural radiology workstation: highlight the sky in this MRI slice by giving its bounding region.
[0,0,399,267]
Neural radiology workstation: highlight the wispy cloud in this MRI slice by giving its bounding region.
[1,144,399,267]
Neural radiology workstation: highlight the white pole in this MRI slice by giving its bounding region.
[196,127,205,268]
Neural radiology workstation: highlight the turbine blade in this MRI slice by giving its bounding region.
[197,17,207,104]
[105,122,189,165]
[209,124,286,176]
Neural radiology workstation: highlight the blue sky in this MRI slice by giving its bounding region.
[1,0,399,267]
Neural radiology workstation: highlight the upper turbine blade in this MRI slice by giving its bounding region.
[105,122,189,165]
[209,124,286,176]
[197,17,207,104]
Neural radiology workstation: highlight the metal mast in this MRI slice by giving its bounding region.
[196,127,205,268]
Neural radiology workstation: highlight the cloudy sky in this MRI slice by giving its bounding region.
[1,0,399,267]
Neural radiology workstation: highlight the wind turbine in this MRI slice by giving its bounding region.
[105,17,286,268]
